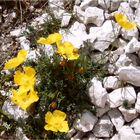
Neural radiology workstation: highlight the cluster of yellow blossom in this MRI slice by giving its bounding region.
[114,12,137,30]
[4,49,39,110]
[37,33,79,60]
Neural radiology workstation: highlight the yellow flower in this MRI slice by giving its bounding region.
[57,41,79,60]
[37,33,62,44]
[11,89,39,110]
[4,49,27,70]
[14,67,36,92]
[114,12,137,30]
[44,110,69,132]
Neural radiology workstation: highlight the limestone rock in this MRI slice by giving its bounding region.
[118,65,140,86]
[84,7,104,26]
[103,76,122,90]
[108,109,124,131]
[74,111,98,132]
[108,86,136,108]
[88,20,120,52]
[131,119,140,134]
[93,115,113,138]
[119,106,138,122]
[135,92,140,113]
[88,78,108,108]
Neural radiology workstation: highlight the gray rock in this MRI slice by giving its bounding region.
[61,13,71,27]
[16,127,29,140]
[108,109,124,131]
[2,100,28,121]
[93,115,113,138]
[74,111,98,132]
[135,4,140,29]
[119,106,138,122]
[128,0,139,8]
[135,92,140,113]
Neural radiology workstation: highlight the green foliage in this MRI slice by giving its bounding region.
[122,100,133,109]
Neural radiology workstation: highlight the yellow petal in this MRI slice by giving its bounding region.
[4,49,27,70]
[37,33,62,45]
[53,110,66,122]
[24,67,36,77]
[114,12,136,30]
[59,121,69,132]
[45,112,54,124]
[11,90,39,110]
[44,124,58,132]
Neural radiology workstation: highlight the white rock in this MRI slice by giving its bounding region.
[121,28,138,41]
[60,22,88,48]
[16,127,29,140]
[10,28,22,37]
[71,131,84,140]
[2,100,28,121]
[61,13,71,27]
[103,76,121,89]
[88,20,120,52]
[67,128,77,138]
[93,115,113,138]
[73,6,85,21]
[113,38,128,49]
[48,0,65,18]
[108,109,124,131]
[84,7,104,26]
[108,86,136,108]
[125,37,140,53]
[0,90,11,96]
[118,65,140,86]
[131,119,140,134]
[119,106,138,122]
[117,126,140,140]
[80,0,98,11]
[128,0,139,8]
[135,92,140,113]
[115,54,135,68]
[135,5,140,29]
[19,36,30,50]
[96,104,110,117]
[98,0,110,9]
[88,78,108,108]
[118,2,134,21]
[110,0,121,11]
[110,134,119,140]
[74,111,98,132]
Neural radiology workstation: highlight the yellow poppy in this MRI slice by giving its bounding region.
[14,66,36,92]
[37,33,62,44]
[11,89,39,110]
[114,12,136,30]
[44,110,69,132]
[57,41,79,60]
[4,49,27,70]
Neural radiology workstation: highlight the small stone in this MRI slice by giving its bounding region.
[16,127,29,140]
[98,0,110,9]
[135,4,140,29]
[125,37,140,53]
[110,0,121,11]
[88,77,108,108]
[117,126,140,140]
[74,111,98,132]
[135,92,140,113]
[10,28,22,37]
[131,119,140,134]
[71,131,84,140]
[96,104,110,117]
[128,0,139,8]
[84,7,104,26]
[80,0,98,11]
[88,20,120,52]
[67,128,77,138]
[118,65,140,86]
[61,13,71,27]
[119,106,138,122]
[73,6,85,21]
[2,100,28,121]
[108,86,136,108]
[103,76,122,90]
[93,115,113,138]
[108,109,124,131]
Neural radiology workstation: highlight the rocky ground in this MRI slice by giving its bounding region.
[1,0,140,140]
